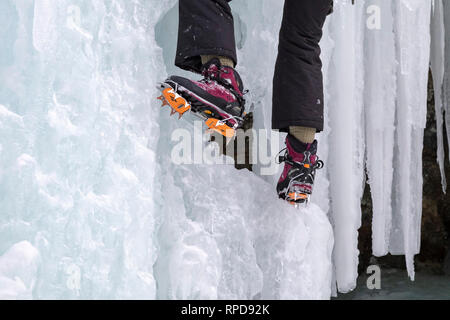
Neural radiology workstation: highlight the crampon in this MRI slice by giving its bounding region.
[277,136,324,207]
[156,81,245,139]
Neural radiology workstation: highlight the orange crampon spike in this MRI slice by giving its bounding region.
[157,95,169,108]
[158,87,191,117]
[205,118,235,138]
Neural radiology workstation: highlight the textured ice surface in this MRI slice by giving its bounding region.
[0,0,167,299]
[0,241,39,299]
[0,0,333,299]
[0,0,440,299]
[154,160,333,299]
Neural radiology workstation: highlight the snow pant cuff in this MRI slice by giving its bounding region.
[175,0,237,74]
[175,48,237,74]
[273,119,323,133]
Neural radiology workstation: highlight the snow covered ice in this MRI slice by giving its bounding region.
[0,241,39,299]
[0,0,442,299]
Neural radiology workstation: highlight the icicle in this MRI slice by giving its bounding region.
[444,0,450,172]
[364,0,397,257]
[326,0,365,293]
[431,0,447,193]
[443,1,450,190]
[391,0,432,281]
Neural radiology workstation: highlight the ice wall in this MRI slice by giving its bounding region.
[0,0,171,299]
[0,0,333,300]
[0,0,439,299]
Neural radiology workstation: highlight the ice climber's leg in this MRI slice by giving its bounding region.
[175,0,237,73]
[274,0,332,203]
[158,0,246,138]
[272,0,333,134]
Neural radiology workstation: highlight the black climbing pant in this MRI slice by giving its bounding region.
[175,0,333,132]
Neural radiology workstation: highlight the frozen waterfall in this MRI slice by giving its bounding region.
[0,0,443,299]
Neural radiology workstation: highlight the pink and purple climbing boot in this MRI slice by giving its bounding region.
[277,135,324,204]
[158,58,246,137]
